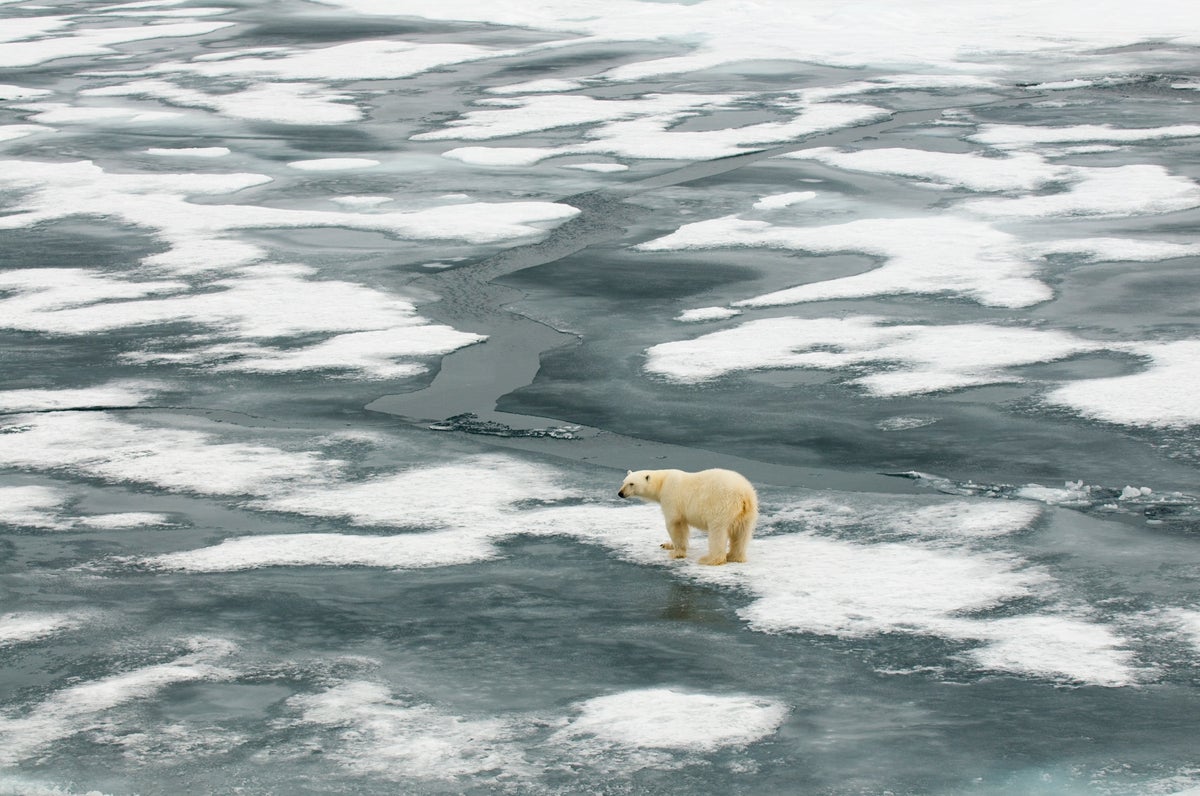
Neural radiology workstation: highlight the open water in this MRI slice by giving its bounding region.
[1,1,1199,794]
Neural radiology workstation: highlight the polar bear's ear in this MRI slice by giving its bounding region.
[626,470,633,475]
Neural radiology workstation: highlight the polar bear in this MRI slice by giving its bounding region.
[618,468,758,565]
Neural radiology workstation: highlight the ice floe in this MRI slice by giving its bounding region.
[964,164,1200,218]
[0,20,234,69]
[0,159,579,273]
[675,306,741,323]
[0,638,236,766]
[0,381,167,412]
[0,485,72,530]
[784,147,1070,192]
[557,688,786,752]
[0,266,485,378]
[643,316,1097,395]
[639,215,1052,308]
[753,191,816,209]
[0,612,90,649]
[1044,341,1200,429]
[281,680,531,781]
[144,146,231,157]
[316,0,1200,80]
[0,413,341,496]
[285,158,380,171]
[971,122,1200,149]
[426,95,886,162]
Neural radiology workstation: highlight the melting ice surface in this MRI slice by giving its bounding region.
[1,0,1199,794]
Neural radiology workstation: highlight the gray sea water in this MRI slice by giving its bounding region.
[1,1,1199,794]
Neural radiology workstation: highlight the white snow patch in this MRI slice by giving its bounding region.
[0,413,342,496]
[312,0,1200,81]
[0,21,235,69]
[79,513,173,529]
[286,158,380,171]
[282,680,531,781]
[784,147,1069,192]
[639,215,1052,309]
[753,191,816,209]
[147,530,500,572]
[256,456,579,528]
[964,615,1138,686]
[0,381,167,412]
[557,688,785,752]
[105,39,510,82]
[487,78,584,95]
[442,146,562,167]
[145,146,230,157]
[0,84,52,101]
[329,195,393,208]
[80,78,364,125]
[965,164,1200,218]
[1044,340,1200,429]
[0,612,90,648]
[0,159,578,273]
[0,485,72,530]
[971,123,1200,149]
[559,162,629,173]
[0,638,236,766]
[675,306,741,323]
[0,124,50,142]
[644,316,1097,395]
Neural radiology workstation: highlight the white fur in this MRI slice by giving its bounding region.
[618,468,758,565]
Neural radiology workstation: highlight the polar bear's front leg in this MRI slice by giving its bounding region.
[662,519,689,559]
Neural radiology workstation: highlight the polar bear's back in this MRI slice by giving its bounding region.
[660,468,757,529]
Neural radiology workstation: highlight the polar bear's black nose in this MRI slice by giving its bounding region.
[618,490,626,498]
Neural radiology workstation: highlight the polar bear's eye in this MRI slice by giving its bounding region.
[644,475,650,481]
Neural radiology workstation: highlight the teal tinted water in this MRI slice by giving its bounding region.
[1,2,1198,794]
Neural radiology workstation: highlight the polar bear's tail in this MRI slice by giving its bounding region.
[726,496,757,563]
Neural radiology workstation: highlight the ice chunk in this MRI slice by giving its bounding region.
[0,485,72,530]
[784,148,1068,192]
[0,638,235,765]
[752,191,816,209]
[675,306,741,323]
[644,316,1097,395]
[639,215,1052,309]
[557,689,786,752]
[965,164,1200,219]
[285,158,380,170]
[145,146,230,157]
[971,123,1200,149]
[0,612,90,649]
[282,681,530,781]
[1045,340,1200,429]
[0,381,166,412]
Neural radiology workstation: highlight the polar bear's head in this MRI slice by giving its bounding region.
[617,469,655,500]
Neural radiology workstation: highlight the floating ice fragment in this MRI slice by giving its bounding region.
[0,485,72,530]
[752,191,816,209]
[442,146,562,166]
[640,215,1052,308]
[0,638,236,765]
[286,158,381,171]
[558,688,786,752]
[675,306,740,323]
[971,122,1200,148]
[145,146,231,157]
[0,612,90,648]
[282,681,530,781]
[0,380,167,412]
[559,162,629,172]
[644,316,1097,395]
